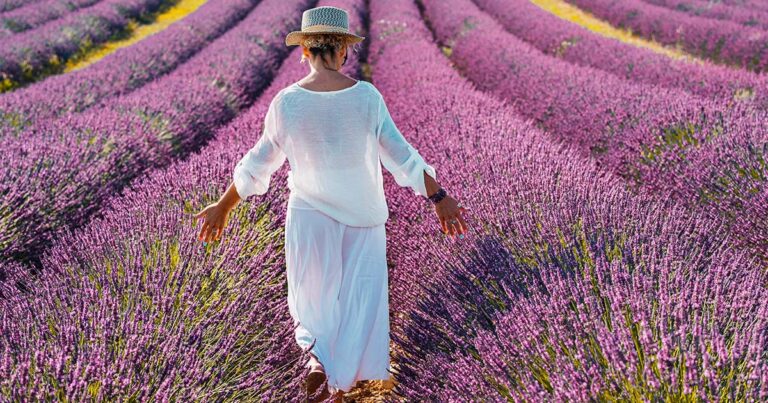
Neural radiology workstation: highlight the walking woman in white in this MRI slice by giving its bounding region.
[195,6,468,402]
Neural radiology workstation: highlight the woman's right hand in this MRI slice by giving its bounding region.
[435,195,468,238]
[195,202,231,243]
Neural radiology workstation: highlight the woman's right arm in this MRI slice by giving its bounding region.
[374,91,468,238]
[422,170,467,237]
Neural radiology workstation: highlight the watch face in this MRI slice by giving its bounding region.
[429,188,446,203]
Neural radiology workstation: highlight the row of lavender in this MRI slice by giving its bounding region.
[565,0,768,72]
[423,0,767,262]
[643,0,768,31]
[0,0,39,12]
[0,0,258,137]
[0,0,310,265]
[723,0,768,13]
[0,0,169,89]
[472,0,768,256]
[474,0,768,110]
[0,0,101,37]
[367,0,767,399]
[0,0,365,397]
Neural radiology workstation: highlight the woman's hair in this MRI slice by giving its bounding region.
[300,33,357,70]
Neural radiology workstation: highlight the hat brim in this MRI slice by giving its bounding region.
[285,30,365,47]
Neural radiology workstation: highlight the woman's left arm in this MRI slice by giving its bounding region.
[195,181,242,243]
[195,96,286,243]
[231,96,287,200]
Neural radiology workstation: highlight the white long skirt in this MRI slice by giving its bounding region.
[284,192,392,394]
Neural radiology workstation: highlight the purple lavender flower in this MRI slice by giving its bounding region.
[0,0,258,136]
[0,0,102,36]
[0,0,167,88]
[0,0,314,264]
[566,0,768,72]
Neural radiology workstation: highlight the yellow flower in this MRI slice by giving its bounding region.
[66,0,207,72]
[530,0,701,64]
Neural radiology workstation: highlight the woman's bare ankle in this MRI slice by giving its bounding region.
[307,353,325,372]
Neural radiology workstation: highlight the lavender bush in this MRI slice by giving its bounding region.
[0,0,365,398]
[0,0,40,12]
[0,209,298,400]
[0,0,312,265]
[0,0,258,137]
[642,0,768,30]
[367,0,768,399]
[566,0,768,72]
[0,0,102,37]
[720,0,768,13]
[475,0,768,110]
[0,0,168,89]
[421,0,768,261]
[429,244,767,400]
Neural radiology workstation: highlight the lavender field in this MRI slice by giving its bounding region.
[0,0,766,400]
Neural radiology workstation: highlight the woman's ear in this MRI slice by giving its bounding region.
[340,45,348,66]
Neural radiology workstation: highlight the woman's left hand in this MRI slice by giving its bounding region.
[195,202,231,243]
[434,195,468,238]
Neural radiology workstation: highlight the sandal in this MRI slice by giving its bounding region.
[306,354,331,402]
[306,370,331,402]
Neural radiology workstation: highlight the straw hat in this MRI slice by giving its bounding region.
[285,6,365,47]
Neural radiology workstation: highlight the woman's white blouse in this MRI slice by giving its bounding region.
[232,80,437,227]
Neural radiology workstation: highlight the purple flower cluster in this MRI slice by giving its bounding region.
[421,0,767,261]
[0,0,102,36]
[367,0,767,399]
[642,0,768,31]
[435,245,768,399]
[0,214,296,400]
[566,0,768,72]
[720,0,768,13]
[0,0,167,87]
[0,0,364,398]
[0,0,312,264]
[475,0,768,110]
[0,0,40,13]
[0,0,258,136]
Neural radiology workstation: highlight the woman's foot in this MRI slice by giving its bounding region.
[306,354,330,402]
[331,390,344,402]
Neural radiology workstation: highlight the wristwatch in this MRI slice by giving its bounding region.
[426,187,448,204]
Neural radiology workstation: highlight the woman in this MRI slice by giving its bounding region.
[194,6,468,402]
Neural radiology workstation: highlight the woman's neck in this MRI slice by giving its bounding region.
[298,67,356,92]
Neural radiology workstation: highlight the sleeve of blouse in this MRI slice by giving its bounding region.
[232,95,287,200]
[375,92,437,198]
